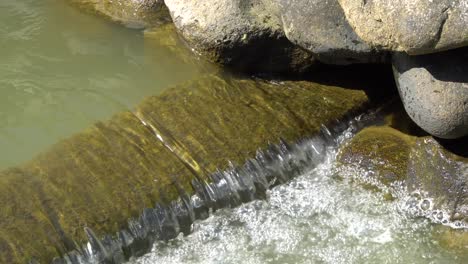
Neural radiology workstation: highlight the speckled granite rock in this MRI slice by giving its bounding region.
[338,0,468,54]
[393,47,468,139]
[164,0,316,73]
[278,0,384,64]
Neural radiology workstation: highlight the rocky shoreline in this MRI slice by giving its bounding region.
[72,0,467,139]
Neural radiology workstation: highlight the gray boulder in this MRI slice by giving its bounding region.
[393,47,468,139]
[338,0,468,55]
[278,0,384,64]
[164,0,316,73]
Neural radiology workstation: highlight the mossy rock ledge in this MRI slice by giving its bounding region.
[0,75,369,263]
[337,125,468,252]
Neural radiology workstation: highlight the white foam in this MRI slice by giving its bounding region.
[129,148,466,264]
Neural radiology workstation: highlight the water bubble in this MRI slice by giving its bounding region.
[420,199,432,211]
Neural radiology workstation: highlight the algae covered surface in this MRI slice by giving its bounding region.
[337,120,468,253]
[0,75,368,263]
[68,0,171,29]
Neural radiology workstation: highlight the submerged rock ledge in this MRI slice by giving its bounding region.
[0,75,369,263]
[337,122,468,252]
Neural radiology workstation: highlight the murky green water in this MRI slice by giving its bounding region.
[0,0,199,168]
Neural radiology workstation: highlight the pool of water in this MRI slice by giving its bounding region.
[0,0,200,168]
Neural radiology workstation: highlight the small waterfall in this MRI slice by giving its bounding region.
[133,110,209,186]
[49,109,382,264]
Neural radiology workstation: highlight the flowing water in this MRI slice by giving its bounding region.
[132,164,463,264]
[1,1,467,264]
[0,0,199,169]
[126,120,467,264]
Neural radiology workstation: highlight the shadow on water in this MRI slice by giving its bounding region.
[245,63,399,106]
[394,47,468,83]
[305,64,398,103]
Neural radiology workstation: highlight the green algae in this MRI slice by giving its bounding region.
[338,125,467,203]
[339,126,415,186]
[0,75,368,263]
[337,123,468,252]
[136,75,368,172]
[69,0,171,28]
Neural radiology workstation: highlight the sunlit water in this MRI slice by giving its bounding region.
[0,0,199,168]
[130,137,467,264]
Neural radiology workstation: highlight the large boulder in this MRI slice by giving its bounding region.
[338,0,468,55]
[162,0,468,70]
[0,75,369,263]
[278,0,384,64]
[164,0,316,73]
[70,0,171,28]
[392,47,468,139]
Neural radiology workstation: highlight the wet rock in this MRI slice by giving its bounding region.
[407,137,468,224]
[278,0,383,64]
[392,47,468,139]
[338,126,414,186]
[0,75,369,263]
[338,125,468,225]
[338,0,468,54]
[164,0,316,74]
[70,0,171,28]
[144,24,217,73]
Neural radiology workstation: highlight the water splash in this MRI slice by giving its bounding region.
[50,108,380,264]
[127,128,467,264]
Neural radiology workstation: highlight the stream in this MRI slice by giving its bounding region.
[0,0,466,263]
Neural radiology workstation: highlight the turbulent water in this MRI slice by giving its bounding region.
[54,113,466,264]
[0,0,199,168]
[130,136,466,264]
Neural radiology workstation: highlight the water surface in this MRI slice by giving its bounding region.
[0,0,199,168]
[130,132,467,264]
